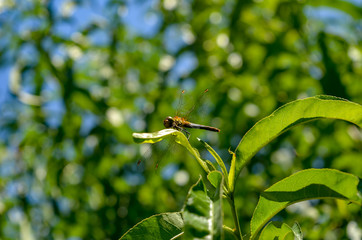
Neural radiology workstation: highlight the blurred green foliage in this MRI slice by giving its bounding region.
[0,0,361,239]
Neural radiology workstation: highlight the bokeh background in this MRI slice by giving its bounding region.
[0,0,361,239]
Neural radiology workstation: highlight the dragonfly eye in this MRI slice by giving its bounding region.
[163,116,173,128]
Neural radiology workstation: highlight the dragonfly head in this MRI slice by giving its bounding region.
[163,116,174,128]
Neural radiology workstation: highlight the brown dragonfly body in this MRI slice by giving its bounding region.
[163,116,220,135]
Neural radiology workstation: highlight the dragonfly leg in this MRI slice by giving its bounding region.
[173,125,190,140]
[183,129,190,140]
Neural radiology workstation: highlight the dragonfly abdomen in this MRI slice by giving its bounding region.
[184,122,220,132]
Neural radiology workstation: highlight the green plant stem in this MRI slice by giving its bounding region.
[227,194,242,240]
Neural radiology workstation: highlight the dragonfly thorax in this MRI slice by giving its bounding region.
[163,116,186,130]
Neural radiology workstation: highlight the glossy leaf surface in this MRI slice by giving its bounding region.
[235,96,362,187]
[250,169,361,239]
[120,212,183,240]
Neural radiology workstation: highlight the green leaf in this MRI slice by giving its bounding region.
[119,212,183,240]
[250,169,361,239]
[183,172,224,239]
[132,129,179,144]
[234,96,362,188]
[205,160,217,172]
[207,171,223,193]
[227,149,237,194]
[199,138,229,191]
[259,222,294,240]
[223,226,240,240]
[258,221,303,240]
[133,129,210,173]
[291,222,303,240]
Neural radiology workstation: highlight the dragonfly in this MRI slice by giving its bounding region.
[163,89,220,137]
[163,115,220,138]
[138,89,220,168]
